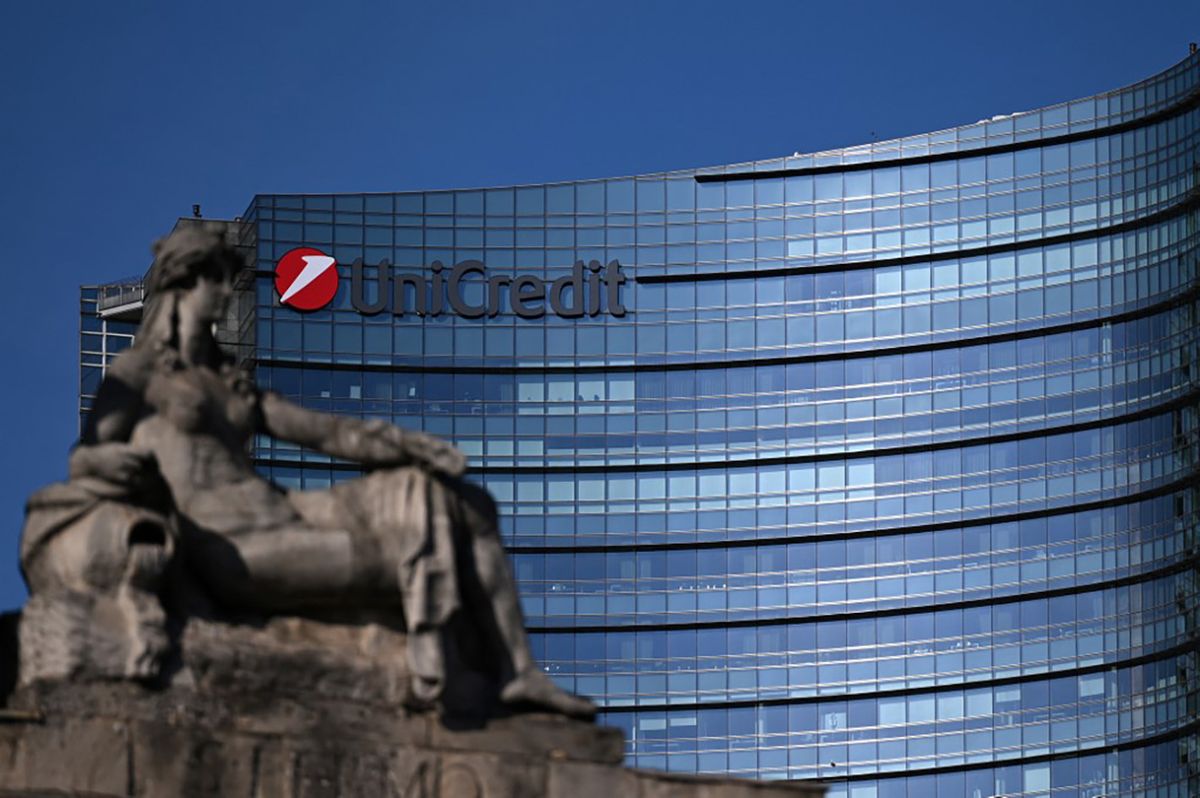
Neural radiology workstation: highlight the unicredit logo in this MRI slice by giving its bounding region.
[275,247,339,311]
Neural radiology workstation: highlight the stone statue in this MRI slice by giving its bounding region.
[19,226,594,719]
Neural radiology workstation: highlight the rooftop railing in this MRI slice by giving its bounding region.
[96,278,144,315]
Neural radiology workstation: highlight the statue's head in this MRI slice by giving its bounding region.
[143,226,244,335]
[149,225,243,294]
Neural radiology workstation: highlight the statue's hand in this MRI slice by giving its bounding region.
[68,443,164,493]
[353,422,467,477]
[395,429,468,478]
[417,435,468,478]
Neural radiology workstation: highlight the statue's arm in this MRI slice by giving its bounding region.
[258,390,467,476]
[80,353,149,446]
[71,350,157,485]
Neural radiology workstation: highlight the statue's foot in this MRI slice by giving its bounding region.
[500,669,597,719]
[402,672,443,714]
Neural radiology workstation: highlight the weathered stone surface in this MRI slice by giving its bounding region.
[10,716,129,795]
[19,481,176,688]
[180,614,414,710]
[0,678,825,797]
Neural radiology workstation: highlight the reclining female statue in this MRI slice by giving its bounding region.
[68,226,594,718]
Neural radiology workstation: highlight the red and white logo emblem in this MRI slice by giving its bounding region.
[274,247,338,311]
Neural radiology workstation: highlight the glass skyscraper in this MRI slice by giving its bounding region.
[82,53,1199,797]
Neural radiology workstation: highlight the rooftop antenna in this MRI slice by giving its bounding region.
[192,204,202,218]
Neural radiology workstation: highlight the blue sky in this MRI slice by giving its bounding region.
[1,1,1197,611]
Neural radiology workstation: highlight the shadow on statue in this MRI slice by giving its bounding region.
[0,612,15,707]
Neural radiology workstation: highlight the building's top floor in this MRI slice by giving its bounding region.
[239,49,1200,212]
[698,47,1200,179]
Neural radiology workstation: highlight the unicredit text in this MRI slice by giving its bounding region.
[349,259,627,319]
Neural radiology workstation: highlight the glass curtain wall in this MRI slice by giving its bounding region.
[240,52,1200,797]
[78,282,140,432]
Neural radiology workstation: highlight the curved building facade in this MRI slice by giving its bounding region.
[82,53,1199,796]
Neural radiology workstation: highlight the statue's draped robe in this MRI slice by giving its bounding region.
[293,468,462,700]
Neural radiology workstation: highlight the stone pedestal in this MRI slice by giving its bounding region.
[0,613,824,797]
[0,681,825,798]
